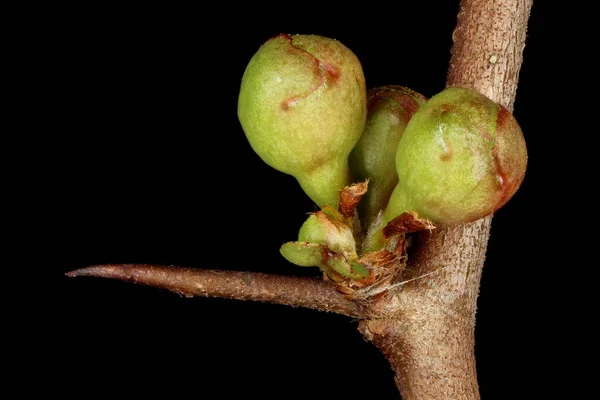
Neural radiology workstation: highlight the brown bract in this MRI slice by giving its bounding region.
[382,212,436,238]
[338,181,368,218]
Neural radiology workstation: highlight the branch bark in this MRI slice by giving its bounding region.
[67,265,362,318]
[358,0,533,398]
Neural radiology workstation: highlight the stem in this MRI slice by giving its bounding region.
[360,219,491,399]
[447,0,532,111]
[359,0,532,398]
[296,159,350,208]
[67,265,362,318]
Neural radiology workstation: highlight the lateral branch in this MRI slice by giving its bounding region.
[67,264,362,318]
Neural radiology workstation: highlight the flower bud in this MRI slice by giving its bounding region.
[384,87,527,225]
[238,34,367,207]
[350,86,427,227]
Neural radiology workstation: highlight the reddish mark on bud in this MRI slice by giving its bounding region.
[492,106,523,211]
[367,86,426,121]
[265,33,292,45]
[492,148,507,190]
[281,66,322,110]
[496,106,511,128]
[322,62,340,82]
[281,71,322,110]
[459,106,493,142]
[492,106,513,191]
[440,145,453,161]
[366,96,381,111]
[321,249,332,264]
[393,95,421,118]
[441,104,455,114]
[492,146,511,209]
[494,107,511,191]
[479,128,493,142]
[490,116,512,210]
[280,40,337,111]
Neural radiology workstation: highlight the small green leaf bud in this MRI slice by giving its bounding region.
[298,211,357,260]
[279,241,326,267]
[280,208,370,280]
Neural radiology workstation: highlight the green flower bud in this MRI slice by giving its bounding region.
[349,86,427,227]
[238,34,367,207]
[384,87,527,225]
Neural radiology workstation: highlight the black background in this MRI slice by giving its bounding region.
[56,2,558,399]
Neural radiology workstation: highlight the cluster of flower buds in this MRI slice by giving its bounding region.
[238,34,527,280]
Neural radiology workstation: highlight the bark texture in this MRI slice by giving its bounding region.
[67,265,361,317]
[358,0,533,398]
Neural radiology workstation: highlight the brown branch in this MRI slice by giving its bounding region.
[358,1,533,399]
[447,0,532,110]
[67,264,362,318]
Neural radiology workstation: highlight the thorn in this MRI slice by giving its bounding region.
[65,265,125,279]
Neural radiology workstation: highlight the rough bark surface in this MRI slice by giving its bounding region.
[67,265,361,317]
[357,0,533,398]
[448,0,533,111]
